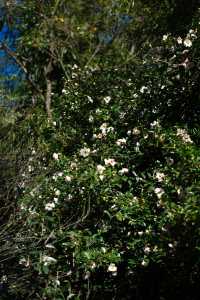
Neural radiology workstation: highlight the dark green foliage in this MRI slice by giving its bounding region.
[0,1,200,299]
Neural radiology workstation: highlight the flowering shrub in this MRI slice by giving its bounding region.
[1,1,200,299]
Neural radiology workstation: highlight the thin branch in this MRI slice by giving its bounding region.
[0,41,43,95]
[45,79,52,120]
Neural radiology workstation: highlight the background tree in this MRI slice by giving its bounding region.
[0,1,200,299]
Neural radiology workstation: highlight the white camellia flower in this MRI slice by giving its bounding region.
[97,165,106,174]
[19,257,29,266]
[155,172,165,182]
[62,88,68,95]
[116,138,127,146]
[53,197,59,204]
[176,128,193,143]
[87,96,93,103]
[53,153,59,160]
[140,86,148,93]
[132,127,140,135]
[141,260,148,267]
[90,262,96,269]
[150,120,160,128]
[55,189,61,196]
[45,202,56,211]
[79,147,91,157]
[88,115,94,122]
[104,96,111,104]
[104,158,117,167]
[108,263,117,273]
[154,187,165,199]
[144,246,151,254]
[100,123,114,136]
[183,38,192,47]
[65,175,72,182]
[99,175,104,181]
[177,36,182,44]
[162,34,168,41]
[119,168,129,175]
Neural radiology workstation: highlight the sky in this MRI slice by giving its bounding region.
[0,7,21,89]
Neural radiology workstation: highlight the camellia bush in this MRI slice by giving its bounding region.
[0,1,200,299]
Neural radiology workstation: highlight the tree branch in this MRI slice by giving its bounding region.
[0,41,42,95]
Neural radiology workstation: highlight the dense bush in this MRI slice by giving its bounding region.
[0,1,200,299]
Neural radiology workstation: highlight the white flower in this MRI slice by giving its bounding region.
[144,246,151,254]
[177,36,182,44]
[68,194,73,200]
[28,165,33,172]
[53,153,59,160]
[20,204,27,211]
[104,96,111,104]
[154,187,164,199]
[116,138,127,146]
[19,257,27,265]
[183,38,192,47]
[45,202,56,211]
[168,243,173,248]
[140,86,148,93]
[42,255,57,265]
[155,172,165,182]
[52,174,58,181]
[141,260,148,267]
[70,162,77,169]
[99,175,104,181]
[135,142,140,152]
[88,115,94,122]
[62,88,68,95]
[132,128,140,135]
[119,168,129,175]
[176,128,193,143]
[101,247,106,253]
[138,231,144,236]
[100,123,114,136]
[55,189,61,196]
[150,120,160,128]
[97,165,106,174]
[104,158,117,167]
[162,34,168,41]
[90,262,96,269]
[58,172,63,177]
[53,121,56,126]
[87,96,93,103]
[100,123,108,135]
[72,64,78,69]
[80,147,91,157]
[53,197,59,204]
[65,175,72,182]
[108,263,117,273]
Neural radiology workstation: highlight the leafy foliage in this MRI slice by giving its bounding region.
[0,1,200,299]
